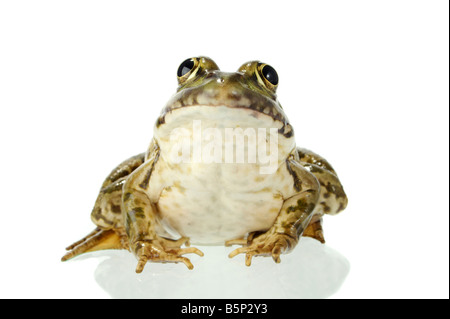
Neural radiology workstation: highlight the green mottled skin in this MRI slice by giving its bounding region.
[63,57,348,273]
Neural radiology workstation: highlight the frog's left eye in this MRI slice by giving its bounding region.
[256,63,279,91]
[261,65,278,86]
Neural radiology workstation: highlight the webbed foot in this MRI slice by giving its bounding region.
[62,227,128,261]
[133,237,204,273]
[227,231,297,266]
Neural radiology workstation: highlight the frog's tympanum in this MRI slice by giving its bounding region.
[62,57,348,273]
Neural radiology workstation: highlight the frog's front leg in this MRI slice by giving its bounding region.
[228,158,320,266]
[123,148,204,273]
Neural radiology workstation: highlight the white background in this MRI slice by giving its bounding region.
[0,0,448,299]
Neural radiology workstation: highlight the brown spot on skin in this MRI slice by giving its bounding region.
[155,116,165,128]
[279,124,294,138]
[132,197,146,208]
[123,192,132,202]
[111,204,121,214]
[297,148,336,175]
[297,199,315,214]
[286,199,315,215]
[324,182,346,199]
[129,207,145,219]
[320,201,331,213]
[126,207,147,237]
[92,208,113,226]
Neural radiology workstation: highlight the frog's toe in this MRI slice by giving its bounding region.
[64,228,101,251]
[62,227,126,261]
[135,255,192,273]
[228,232,295,266]
[133,239,203,273]
[228,246,249,259]
[170,256,194,270]
[225,238,246,247]
[135,250,195,273]
[176,246,204,257]
[271,243,283,263]
[228,247,273,266]
[225,232,259,247]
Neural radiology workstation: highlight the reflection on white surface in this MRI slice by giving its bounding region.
[88,238,349,299]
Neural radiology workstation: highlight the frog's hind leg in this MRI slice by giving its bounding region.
[62,177,129,261]
[297,148,348,217]
[302,215,325,243]
[297,147,348,243]
[64,228,102,252]
[62,153,146,261]
[61,227,126,261]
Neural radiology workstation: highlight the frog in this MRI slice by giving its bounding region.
[62,57,348,273]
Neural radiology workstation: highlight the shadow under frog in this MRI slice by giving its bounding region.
[78,238,349,299]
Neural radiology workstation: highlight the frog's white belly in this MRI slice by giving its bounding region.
[151,105,296,244]
[155,163,284,244]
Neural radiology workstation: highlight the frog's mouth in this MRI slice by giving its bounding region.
[155,103,294,139]
[156,85,294,139]
[153,104,296,175]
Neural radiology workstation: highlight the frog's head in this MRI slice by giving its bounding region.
[156,57,293,138]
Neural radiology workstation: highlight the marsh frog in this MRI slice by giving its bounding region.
[62,57,348,273]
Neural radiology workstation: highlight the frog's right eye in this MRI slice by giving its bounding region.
[177,57,201,85]
[177,57,219,87]
[177,58,197,77]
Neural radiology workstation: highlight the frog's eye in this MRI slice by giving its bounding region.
[177,57,220,87]
[255,62,278,92]
[177,58,197,77]
[177,57,201,85]
[261,65,278,86]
